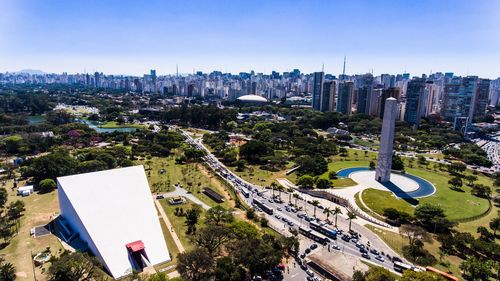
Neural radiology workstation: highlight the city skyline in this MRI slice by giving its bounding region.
[1,0,499,78]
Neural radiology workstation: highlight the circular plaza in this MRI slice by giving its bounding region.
[337,167,436,199]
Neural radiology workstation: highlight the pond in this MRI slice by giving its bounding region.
[28,115,47,124]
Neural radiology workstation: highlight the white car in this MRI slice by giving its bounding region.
[375,255,385,262]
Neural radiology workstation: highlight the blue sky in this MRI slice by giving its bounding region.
[1,0,499,77]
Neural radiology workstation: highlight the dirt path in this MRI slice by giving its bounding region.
[154,200,185,253]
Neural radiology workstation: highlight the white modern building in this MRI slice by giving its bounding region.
[57,166,170,279]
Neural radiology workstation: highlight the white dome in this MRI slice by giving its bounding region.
[237,95,268,102]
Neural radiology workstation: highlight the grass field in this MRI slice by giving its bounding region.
[228,162,294,187]
[361,188,417,216]
[365,225,464,279]
[159,199,206,252]
[0,179,64,281]
[99,121,145,129]
[139,156,233,209]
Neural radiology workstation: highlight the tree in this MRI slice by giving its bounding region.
[448,177,463,190]
[297,175,314,189]
[245,208,256,220]
[333,207,342,227]
[0,256,16,281]
[25,151,78,183]
[191,225,233,256]
[352,270,365,281]
[364,267,395,281]
[0,188,7,209]
[48,251,101,281]
[489,217,500,236]
[392,154,405,171]
[185,205,202,234]
[400,270,446,281]
[417,155,428,166]
[147,272,168,281]
[465,175,478,186]
[39,178,57,193]
[293,193,300,206]
[471,184,491,198]
[460,257,492,281]
[328,171,337,179]
[369,161,376,170]
[177,247,215,281]
[311,200,320,217]
[239,140,273,164]
[414,204,445,226]
[205,206,233,226]
[347,211,357,231]
[315,178,331,189]
[323,207,332,222]
[448,162,466,175]
[214,256,246,281]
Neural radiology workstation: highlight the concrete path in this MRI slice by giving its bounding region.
[154,199,185,253]
[161,186,211,210]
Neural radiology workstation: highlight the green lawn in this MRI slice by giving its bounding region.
[361,188,416,216]
[365,225,464,280]
[99,121,145,129]
[228,162,294,187]
[159,199,206,252]
[139,156,232,209]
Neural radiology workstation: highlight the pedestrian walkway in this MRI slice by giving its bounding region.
[154,199,185,253]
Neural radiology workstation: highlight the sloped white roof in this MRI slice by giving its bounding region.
[237,94,268,102]
[57,166,170,279]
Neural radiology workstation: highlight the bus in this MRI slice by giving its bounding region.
[240,188,250,198]
[253,199,273,215]
[309,221,337,240]
[299,226,330,245]
[393,261,414,273]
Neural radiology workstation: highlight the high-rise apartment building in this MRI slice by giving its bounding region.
[404,78,426,128]
[321,81,336,112]
[337,81,354,115]
[473,79,490,118]
[379,87,400,118]
[441,77,475,123]
[312,72,324,111]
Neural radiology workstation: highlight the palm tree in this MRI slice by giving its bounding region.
[311,200,320,217]
[277,185,284,201]
[323,207,332,222]
[293,193,300,206]
[0,256,16,281]
[347,211,357,231]
[287,188,295,204]
[333,207,342,227]
[270,182,278,198]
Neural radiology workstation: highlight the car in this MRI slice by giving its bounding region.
[300,253,306,259]
[291,207,297,213]
[277,207,282,211]
[155,194,164,199]
[287,221,294,226]
[310,243,318,250]
[332,244,340,250]
[282,217,288,222]
[375,255,385,262]
[392,256,403,263]
[313,277,322,281]
[297,213,304,218]
[341,235,350,242]
[305,248,311,254]
[306,270,314,277]
[300,264,308,271]
[268,199,273,203]
[306,277,314,281]
[359,248,367,253]
[351,238,358,244]
[275,214,281,219]
[370,249,379,255]
[361,253,371,259]
[285,206,291,212]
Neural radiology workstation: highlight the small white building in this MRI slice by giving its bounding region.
[57,166,170,279]
[17,185,34,196]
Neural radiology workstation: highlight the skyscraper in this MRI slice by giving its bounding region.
[356,74,374,114]
[473,79,490,118]
[337,81,354,115]
[379,87,400,118]
[321,81,336,112]
[441,77,475,123]
[312,72,324,111]
[375,97,397,183]
[404,78,426,128]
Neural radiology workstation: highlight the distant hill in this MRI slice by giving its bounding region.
[16,69,46,75]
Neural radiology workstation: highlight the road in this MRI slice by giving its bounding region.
[176,128,405,280]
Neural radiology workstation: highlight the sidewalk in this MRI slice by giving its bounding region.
[154,199,185,253]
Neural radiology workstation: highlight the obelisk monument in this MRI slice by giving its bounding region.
[375,97,397,182]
